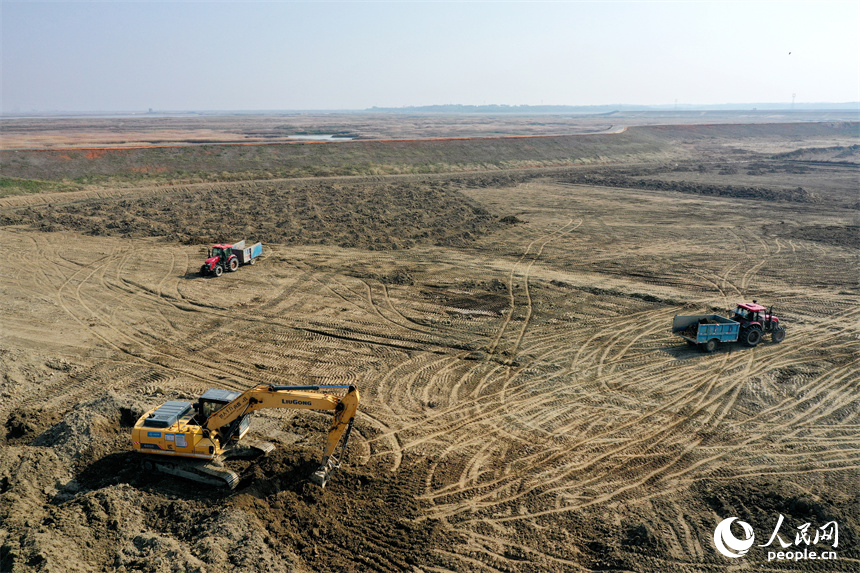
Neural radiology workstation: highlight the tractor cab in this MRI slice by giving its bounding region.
[733,302,765,323]
[201,243,240,277]
[732,300,784,345]
[207,244,233,264]
[732,302,778,328]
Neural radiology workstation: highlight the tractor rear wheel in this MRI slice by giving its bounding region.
[772,327,786,343]
[214,265,223,277]
[229,258,239,272]
[741,327,763,347]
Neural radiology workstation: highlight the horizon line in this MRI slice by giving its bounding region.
[3,102,860,117]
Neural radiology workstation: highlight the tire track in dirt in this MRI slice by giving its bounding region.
[507,219,581,361]
[420,354,740,520]
[424,308,858,534]
[417,297,854,520]
[360,278,440,340]
[655,358,860,488]
[420,314,680,498]
[486,219,577,359]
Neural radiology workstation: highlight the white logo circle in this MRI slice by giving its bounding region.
[714,517,755,558]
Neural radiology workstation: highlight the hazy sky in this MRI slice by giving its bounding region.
[2,1,858,113]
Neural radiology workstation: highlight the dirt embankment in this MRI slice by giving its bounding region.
[3,121,855,199]
[0,177,503,250]
[0,128,665,187]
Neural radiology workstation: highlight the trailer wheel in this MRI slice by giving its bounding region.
[772,327,786,343]
[741,327,763,347]
[702,339,718,353]
[249,257,256,265]
[229,258,239,272]
[214,265,223,277]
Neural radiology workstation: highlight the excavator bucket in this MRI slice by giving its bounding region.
[310,457,339,488]
[310,414,356,487]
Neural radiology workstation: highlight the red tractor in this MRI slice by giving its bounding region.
[199,240,262,277]
[731,301,786,347]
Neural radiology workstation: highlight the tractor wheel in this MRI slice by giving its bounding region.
[200,265,209,276]
[702,338,718,353]
[741,327,763,347]
[214,265,224,277]
[229,258,239,272]
[772,327,786,343]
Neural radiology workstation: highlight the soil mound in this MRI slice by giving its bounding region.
[1,178,499,250]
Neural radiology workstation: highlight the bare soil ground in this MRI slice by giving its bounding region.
[0,118,858,573]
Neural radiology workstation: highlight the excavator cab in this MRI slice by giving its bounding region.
[194,388,250,442]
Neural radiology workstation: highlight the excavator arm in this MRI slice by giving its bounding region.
[203,384,360,487]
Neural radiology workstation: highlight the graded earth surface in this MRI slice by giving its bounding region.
[0,115,858,572]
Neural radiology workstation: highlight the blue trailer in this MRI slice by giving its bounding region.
[230,240,262,265]
[672,314,740,353]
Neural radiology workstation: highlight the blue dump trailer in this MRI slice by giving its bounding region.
[230,240,262,265]
[672,314,740,353]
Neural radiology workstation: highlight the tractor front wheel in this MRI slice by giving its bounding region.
[741,327,763,347]
[214,265,224,277]
[772,327,786,343]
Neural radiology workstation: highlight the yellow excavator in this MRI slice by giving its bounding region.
[131,384,360,488]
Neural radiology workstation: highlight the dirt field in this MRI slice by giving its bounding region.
[0,118,858,572]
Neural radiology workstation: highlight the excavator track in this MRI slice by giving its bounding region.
[144,458,241,489]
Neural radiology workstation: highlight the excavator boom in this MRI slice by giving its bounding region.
[203,384,360,487]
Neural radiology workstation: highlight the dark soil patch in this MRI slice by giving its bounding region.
[0,178,500,250]
[230,448,448,573]
[422,285,510,314]
[561,171,818,203]
[3,408,63,445]
[764,223,860,249]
